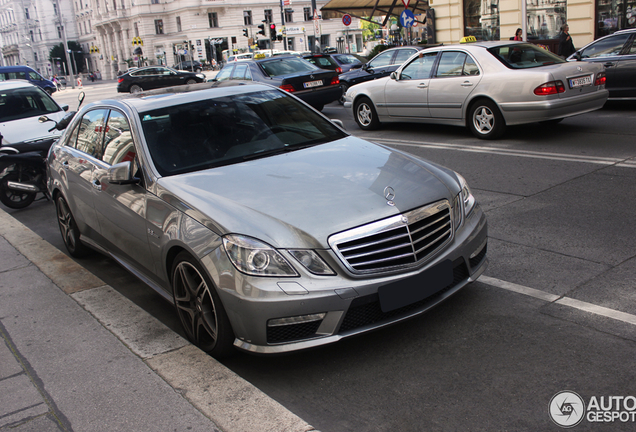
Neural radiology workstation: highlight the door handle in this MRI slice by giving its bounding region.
[603,62,616,68]
[92,180,102,191]
[461,81,474,87]
[62,161,69,168]
[417,83,428,89]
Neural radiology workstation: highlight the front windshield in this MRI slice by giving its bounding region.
[488,44,565,69]
[140,89,347,177]
[260,57,318,77]
[0,87,61,122]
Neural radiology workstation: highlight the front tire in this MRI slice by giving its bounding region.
[55,195,90,257]
[468,99,505,140]
[185,79,197,85]
[129,84,143,94]
[172,251,235,358]
[339,83,349,105]
[354,97,381,131]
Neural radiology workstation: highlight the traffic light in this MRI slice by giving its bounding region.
[270,23,276,41]
[243,28,248,38]
[257,22,266,36]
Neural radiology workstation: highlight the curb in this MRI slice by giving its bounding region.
[0,207,318,432]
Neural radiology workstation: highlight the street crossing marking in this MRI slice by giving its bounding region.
[369,138,636,168]
[480,276,636,326]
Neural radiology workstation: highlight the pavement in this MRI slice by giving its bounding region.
[0,206,317,432]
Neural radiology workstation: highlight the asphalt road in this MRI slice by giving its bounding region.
[7,83,636,431]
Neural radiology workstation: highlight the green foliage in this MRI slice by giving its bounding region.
[48,42,84,75]
[368,44,390,59]
[360,18,382,42]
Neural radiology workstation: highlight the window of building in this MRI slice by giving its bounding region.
[264,9,273,23]
[595,0,636,38]
[244,10,252,26]
[464,0,499,41]
[151,0,159,4]
[287,37,294,50]
[209,12,218,28]
[29,30,34,41]
[285,9,293,23]
[25,8,29,20]
[34,52,38,61]
[526,0,566,40]
[53,4,58,15]
[155,19,164,34]
[134,22,139,37]
[57,26,63,38]
[177,16,182,32]
[304,7,311,21]
[112,0,117,10]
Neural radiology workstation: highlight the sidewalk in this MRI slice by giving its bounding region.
[0,207,317,432]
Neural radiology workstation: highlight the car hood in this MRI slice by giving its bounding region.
[0,111,65,144]
[156,136,459,249]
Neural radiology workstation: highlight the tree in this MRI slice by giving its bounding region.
[49,41,85,75]
[361,18,382,42]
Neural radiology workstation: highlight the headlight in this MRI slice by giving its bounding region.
[196,73,205,79]
[289,250,335,276]
[454,173,476,229]
[223,235,298,277]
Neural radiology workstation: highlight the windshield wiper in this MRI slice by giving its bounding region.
[242,143,319,161]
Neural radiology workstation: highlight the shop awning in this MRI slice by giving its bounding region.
[320,0,429,27]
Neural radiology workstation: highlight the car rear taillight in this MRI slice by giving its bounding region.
[534,81,565,96]
[279,84,295,92]
[118,78,124,83]
[595,72,606,86]
[330,76,340,85]
[336,67,343,74]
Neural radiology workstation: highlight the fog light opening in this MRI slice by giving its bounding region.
[268,313,327,327]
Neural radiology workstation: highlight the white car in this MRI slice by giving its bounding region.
[344,41,609,139]
[0,81,68,144]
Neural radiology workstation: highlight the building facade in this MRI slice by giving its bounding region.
[1,0,78,75]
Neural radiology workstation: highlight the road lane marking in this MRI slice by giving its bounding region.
[480,275,636,326]
[369,138,636,168]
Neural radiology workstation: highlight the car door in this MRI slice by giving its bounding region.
[55,108,108,237]
[611,35,636,98]
[578,32,631,97]
[427,51,482,119]
[385,51,439,118]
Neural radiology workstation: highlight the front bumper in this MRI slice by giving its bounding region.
[203,203,488,354]
[499,88,609,125]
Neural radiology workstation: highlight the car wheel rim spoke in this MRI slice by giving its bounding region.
[474,107,494,134]
[57,201,75,248]
[174,262,218,346]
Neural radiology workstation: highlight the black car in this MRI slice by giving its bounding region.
[116,66,206,93]
[569,28,636,99]
[331,53,367,72]
[173,60,203,72]
[338,46,424,94]
[213,56,342,111]
[303,54,344,73]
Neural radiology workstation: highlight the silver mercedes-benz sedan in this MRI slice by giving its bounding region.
[47,82,488,357]
[344,41,609,139]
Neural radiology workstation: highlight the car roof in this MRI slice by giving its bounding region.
[614,28,636,34]
[0,80,39,90]
[88,82,277,114]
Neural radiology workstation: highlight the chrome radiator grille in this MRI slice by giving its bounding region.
[329,201,453,274]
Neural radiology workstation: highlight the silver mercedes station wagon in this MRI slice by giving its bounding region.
[47,83,488,357]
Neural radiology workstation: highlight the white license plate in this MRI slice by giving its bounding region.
[569,75,593,88]
[303,80,323,89]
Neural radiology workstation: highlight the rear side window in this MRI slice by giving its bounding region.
[488,44,565,69]
[215,65,233,81]
[0,71,27,80]
[232,64,251,80]
[102,110,136,165]
[435,52,468,77]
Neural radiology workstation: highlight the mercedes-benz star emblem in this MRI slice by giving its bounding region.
[384,186,396,206]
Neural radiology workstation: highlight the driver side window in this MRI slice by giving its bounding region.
[401,52,437,80]
[581,34,630,58]
[369,51,394,68]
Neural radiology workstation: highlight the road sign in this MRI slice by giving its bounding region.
[342,14,352,26]
[400,9,415,28]
[402,0,410,8]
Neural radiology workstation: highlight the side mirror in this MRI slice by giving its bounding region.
[331,119,346,130]
[108,161,139,185]
[362,63,370,71]
[62,104,70,112]
[573,52,582,61]
[390,72,398,81]
[38,116,51,124]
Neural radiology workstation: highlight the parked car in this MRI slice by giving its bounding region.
[0,81,68,144]
[227,53,254,62]
[172,61,203,72]
[116,66,205,93]
[46,82,488,358]
[213,56,341,110]
[331,53,367,72]
[568,28,636,99]
[0,65,58,95]
[303,53,344,73]
[338,46,425,100]
[344,41,609,139]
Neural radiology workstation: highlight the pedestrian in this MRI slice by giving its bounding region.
[513,28,523,41]
[558,23,576,58]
